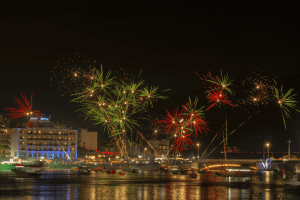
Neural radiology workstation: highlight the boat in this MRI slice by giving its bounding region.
[118,171,125,175]
[78,166,90,175]
[11,164,43,178]
[107,169,116,174]
[190,172,197,178]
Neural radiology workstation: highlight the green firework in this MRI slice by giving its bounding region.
[273,79,300,129]
[71,65,169,154]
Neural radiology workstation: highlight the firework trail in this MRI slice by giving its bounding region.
[200,122,226,159]
[5,93,44,128]
[205,110,260,158]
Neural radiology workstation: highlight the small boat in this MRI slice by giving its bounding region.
[11,164,42,178]
[107,169,116,174]
[78,166,90,175]
[190,172,197,178]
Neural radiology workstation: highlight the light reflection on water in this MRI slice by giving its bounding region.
[0,171,299,199]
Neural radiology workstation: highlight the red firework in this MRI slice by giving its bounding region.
[172,134,193,152]
[194,71,218,91]
[154,105,186,134]
[206,89,235,111]
[5,93,43,128]
[152,100,209,153]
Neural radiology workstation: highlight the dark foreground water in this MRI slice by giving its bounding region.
[1,171,300,200]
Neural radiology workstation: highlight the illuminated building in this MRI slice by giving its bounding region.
[9,116,78,159]
[78,129,97,151]
[0,115,11,159]
[0,128,10,159]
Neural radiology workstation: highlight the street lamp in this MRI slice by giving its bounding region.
[266,143,269,159]
[197,143,200,159]
[144,148,147,161]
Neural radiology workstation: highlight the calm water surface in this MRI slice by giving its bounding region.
[0,171,300,199]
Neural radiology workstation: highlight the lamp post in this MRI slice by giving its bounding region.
[266,143,269,160]
[144,148,147,161]
[197,143,200,160]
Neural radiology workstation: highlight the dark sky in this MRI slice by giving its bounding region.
[1,2,300,154]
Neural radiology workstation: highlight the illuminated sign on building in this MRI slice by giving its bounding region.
[30,117,49,121]
[40,118,49,121]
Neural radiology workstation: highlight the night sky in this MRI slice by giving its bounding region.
[1,2,300,156]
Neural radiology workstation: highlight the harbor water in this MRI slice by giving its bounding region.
[0,170,300,199]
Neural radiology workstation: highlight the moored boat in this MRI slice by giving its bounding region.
[11,164,43,178]
[107,169,116,174]
[190,172,197,178]
[78,166,91,175]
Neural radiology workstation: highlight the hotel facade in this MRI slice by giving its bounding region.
[16,127,77,159]
[2,115,79,160]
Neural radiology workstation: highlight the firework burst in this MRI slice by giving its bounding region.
[195,70,233,94]
[51,52,97,95]
[71,66,169,158]
[206,87,235,111]
[195,70,235,111]
[5,93,43,128]
[273,80,300,129]
[236,71,275,108]
[152,97,209,153]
